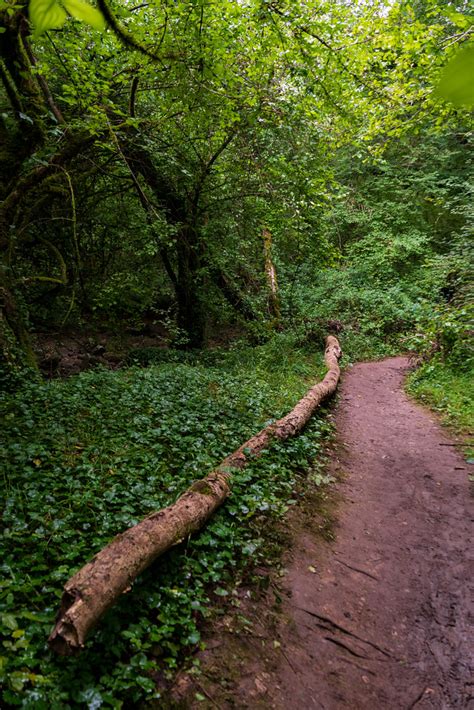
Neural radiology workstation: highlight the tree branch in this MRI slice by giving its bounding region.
[129,76,139,118]
[23,36,65,125]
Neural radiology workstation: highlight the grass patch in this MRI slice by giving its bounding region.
[406,359,474,458]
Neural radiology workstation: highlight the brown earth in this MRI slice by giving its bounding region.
[33,328,168,377]
[171,357,473,709]
[33,322,246,377]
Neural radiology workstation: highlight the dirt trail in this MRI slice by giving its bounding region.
[264,357,474,709]
[177,357,473,709]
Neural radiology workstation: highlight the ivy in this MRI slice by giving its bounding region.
[0,336,331,706]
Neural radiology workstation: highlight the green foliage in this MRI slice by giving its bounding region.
[124,347,193,368]
[29,0,67,34]
[435,43,474,108]
[61,0,105,30]
[407,297,473,370]
[0,335,329,706]
[279,129,473,364]
[404,234,473,369]
[5,0,470,353]
[29,0,105,35]
[285,272,420,362]
[406,361,474,453]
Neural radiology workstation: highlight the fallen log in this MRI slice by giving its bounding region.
[48,335,342,655]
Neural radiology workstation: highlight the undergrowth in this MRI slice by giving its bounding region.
[404,247,473,459]
[0,334,331,708]
[406,360,474,459]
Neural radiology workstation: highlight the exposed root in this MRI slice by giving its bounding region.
[296,606,393,659]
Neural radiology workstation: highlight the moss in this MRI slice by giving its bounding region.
[189,480,215,496]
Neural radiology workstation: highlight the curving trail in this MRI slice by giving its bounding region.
[179,357,473,709]
[266,357,474,709]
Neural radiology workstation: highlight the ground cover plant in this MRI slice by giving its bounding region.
[405,282,473,457]
[407,362,473,453]
[0,335,334,707]
[404,239,473,454]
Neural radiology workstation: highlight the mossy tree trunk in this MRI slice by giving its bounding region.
[0,4,94,379]
[262,227,280,323]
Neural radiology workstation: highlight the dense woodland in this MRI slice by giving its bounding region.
[1,0,473,706]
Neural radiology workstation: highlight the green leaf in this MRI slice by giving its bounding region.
[434,44,474,108]
[187,630,200,645]
[9,673,27,692]
[1,614,18,631]
[62,0,106,30]
[443,9,474,30]
[29,0,67,35]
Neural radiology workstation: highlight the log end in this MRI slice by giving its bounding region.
[325,335,342,355]
[325,335,342,363]
[48,623,82,656]
[48,589,85,656]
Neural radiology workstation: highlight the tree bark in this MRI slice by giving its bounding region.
[48,336,342,655]
[175,224,205,348]
[210,266,258,322]
[262,227,280,322]
[0,277,39,373]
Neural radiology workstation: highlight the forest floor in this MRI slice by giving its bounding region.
[33,322,245,376]
[33,327,166,376]
[170,357,473,709]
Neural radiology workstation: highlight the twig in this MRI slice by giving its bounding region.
[280,647,298,674]
[195,681,222,709]
[323,635,370,659]
[407,686,429,709]
[296,607,392,658]
[335,557,380,581]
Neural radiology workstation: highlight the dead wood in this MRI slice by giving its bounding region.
[262,227,280,321]
[48,336,342,655]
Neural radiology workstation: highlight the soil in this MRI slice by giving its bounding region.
[33,328,167,377]
[171,357,473,709]
[33,322,246,377]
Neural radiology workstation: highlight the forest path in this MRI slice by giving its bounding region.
[259,357,474,709]
[175,357,473,709]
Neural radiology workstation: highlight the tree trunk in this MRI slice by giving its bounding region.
[262,227,280,322]
[0,253,38,378]
[208,262,257,322]
[48,336,342,655]
[175,225,205,349]
[118,138,206,349]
